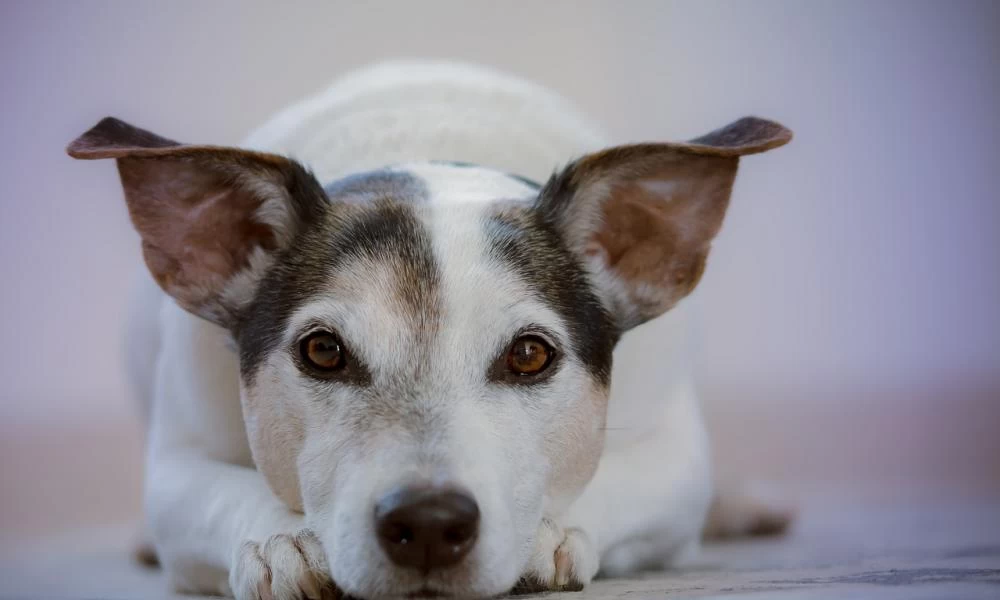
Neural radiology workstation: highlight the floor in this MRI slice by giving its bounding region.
[1,488,997,599]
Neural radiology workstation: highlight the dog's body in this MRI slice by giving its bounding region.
[72,62,791,599]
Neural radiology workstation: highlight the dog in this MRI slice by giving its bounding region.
[67,61,792,599]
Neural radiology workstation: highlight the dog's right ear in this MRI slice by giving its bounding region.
[538,117,792,329]
[68,117,327,328]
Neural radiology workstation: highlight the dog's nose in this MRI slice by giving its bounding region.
[375,486,480,571]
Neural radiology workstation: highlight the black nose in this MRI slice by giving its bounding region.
[375,486,480,571]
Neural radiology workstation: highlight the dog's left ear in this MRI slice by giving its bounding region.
[539,117,792,329]
[67,117,328,328]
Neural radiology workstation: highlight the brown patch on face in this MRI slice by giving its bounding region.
[486,203,619,384]
[241,379,307,511]
[316,184,438,336]
[543,379,609,511]
[322,198,442,364]
[67,117,327,327]
[378,202,441,338]
[236,186,439,384]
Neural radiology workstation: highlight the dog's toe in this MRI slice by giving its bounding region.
[231,530,340,600]
[513,519,597,594]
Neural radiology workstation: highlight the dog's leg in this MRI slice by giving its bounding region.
[702,481,795,539]
[143,304,337,600]
[145,455,312,592]
[124,273,163,567]
[145,456,340,600]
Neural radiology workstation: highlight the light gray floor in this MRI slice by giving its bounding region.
[2,490,997,599]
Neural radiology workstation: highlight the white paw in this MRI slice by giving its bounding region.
[513,518,599,593]
[229,530,340,600]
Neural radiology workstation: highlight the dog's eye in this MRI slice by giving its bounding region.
[299,331,346,373]
[506,335,554,376]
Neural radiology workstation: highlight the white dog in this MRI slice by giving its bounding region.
[68,61,792,599]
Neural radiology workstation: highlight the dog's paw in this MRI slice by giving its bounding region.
[702,484,796,539]
[229,530,341,600]
[512,518,599,594]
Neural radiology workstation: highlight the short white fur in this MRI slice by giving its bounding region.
[126,61,769,599]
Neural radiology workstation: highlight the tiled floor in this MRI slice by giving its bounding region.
[2,489,998,599]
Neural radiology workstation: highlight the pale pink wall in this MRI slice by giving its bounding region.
[1,1,998,535]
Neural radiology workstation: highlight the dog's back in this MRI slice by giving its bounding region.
[244,60,607,182]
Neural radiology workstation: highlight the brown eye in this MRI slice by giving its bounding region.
[506,335,555,376]
[299,331,345,373]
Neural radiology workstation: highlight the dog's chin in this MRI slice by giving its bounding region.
[337,559,521,600]
[404,586,452,599]
[344,572,517,600]
[343,583,505,600]
[349,587,451,600]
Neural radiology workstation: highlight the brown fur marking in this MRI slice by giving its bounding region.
[66,117,325,327]
[542,116,791,327]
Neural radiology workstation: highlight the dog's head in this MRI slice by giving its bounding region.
[68,116,789,597]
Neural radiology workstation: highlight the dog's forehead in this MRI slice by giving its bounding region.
[238,163,616,383]
[322,163,539,206]
[401,162,541,204]
[322,168,429,203]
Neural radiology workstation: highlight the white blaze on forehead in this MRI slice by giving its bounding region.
[394,163,538,205]
[421,196,569,378]
[396,161,570,374]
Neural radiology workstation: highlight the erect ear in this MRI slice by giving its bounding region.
[539,116,792,329]
[67,117,327,328]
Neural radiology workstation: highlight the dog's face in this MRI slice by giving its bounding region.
[238,164,618,596]
[68,116,789,598]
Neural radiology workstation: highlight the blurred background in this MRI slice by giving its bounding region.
[1,0,997,544]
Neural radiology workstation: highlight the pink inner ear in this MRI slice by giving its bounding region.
[594,182,682,279]
[553,119,789,327]
[119,157,277,317]
[588,158,735,321]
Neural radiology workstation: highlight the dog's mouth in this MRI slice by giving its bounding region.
[405,587,449,599]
